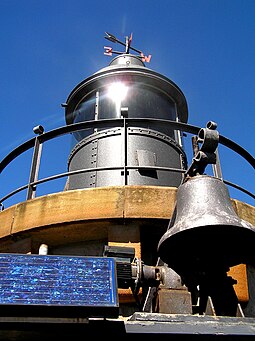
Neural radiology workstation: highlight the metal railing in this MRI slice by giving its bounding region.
[0,118,254,209]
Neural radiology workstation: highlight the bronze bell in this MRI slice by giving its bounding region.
[158,175,255,278]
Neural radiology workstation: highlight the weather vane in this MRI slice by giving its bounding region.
[104,32,152,63]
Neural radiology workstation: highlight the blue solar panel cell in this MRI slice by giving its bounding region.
[0,254,119,317]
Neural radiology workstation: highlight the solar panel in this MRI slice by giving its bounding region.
[0,253,119,318]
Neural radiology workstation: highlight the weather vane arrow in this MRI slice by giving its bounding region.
[104,32,152,63]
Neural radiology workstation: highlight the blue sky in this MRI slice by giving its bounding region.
[0,0,254,207]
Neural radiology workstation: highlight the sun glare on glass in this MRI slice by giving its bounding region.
[107,82,128,102]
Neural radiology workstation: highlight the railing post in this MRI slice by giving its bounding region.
[26,125,44,200]
[212,148,223,179]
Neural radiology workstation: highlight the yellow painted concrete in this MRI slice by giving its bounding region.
[124,186,176,219]
[0,186,176,238]
[11,186,125,234]
[0,205,15,239]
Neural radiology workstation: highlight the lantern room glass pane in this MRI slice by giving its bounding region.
[72,81,177,143]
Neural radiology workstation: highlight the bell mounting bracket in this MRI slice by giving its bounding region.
[186,121,220,177]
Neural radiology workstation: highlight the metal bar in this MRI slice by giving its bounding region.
[174,116,183,148]
[212,148,223,179]
[94,91,99,133]
[26,136,43,200]
[123,118,128,185]
[223,179,255,199]
[0,166,186,205]
[0,164,254,207]
[218,134,255,170]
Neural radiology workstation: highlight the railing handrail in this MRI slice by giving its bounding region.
[1,118,255,173]
[0,118,254,207]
